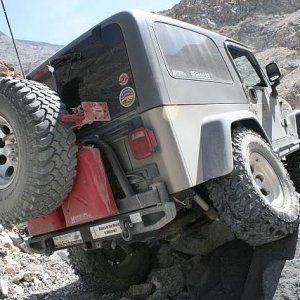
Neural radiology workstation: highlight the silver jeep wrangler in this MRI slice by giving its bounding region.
[1,9,300,291]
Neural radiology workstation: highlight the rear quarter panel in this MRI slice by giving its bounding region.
[125,104,256,194]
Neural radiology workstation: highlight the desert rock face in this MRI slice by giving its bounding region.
[0,61,21,78]
[163,0,300,30]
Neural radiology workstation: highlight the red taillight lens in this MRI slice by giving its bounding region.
[31,65,54,81]
[128,127,158,160]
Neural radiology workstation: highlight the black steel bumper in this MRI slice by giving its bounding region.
[26,182,176,255]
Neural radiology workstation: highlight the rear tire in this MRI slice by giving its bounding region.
[286,150,300,193]
[68,243,150,292]
[207,127,300,246]
[0,77,77,225]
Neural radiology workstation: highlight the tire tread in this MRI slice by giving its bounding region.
[0,77,77,225]
[207,127,300,246]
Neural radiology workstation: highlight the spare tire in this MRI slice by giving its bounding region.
[0,77,77,225]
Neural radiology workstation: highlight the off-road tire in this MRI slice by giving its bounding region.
[68,243,150,292]
[286,150,300,193]
[0,77,77,225]
[207,127,300,246]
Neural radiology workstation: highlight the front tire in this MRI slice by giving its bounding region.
[286,150,300,193]
[207,127,300,246]
[68,243,150,292]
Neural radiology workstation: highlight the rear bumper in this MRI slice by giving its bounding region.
[26,182,176,255]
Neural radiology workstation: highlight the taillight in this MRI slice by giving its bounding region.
[31,65,54,81]
[128,127,158,160]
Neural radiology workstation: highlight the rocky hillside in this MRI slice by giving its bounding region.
[163,0,300,29]
[0,31,61,74]
[0,61,21,77]
[163,0,300,107]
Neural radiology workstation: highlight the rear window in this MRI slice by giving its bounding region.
[53,23,137,119]
[154,22,232,83]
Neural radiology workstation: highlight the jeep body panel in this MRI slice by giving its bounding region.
[27,10,300,195]
[130,105,268,192]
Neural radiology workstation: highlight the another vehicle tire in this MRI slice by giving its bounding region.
[0,77,77,225]
[68,243,150,292]
[286,150,300,193]
[206,127,300,246]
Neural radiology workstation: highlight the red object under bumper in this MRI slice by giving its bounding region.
[27,148,118,236]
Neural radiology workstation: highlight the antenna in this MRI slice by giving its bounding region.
[1,0,25,78]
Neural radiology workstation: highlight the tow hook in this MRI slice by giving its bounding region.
[120,220,133,242]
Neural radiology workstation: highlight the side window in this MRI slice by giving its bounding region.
[233,56,261,86]
[154,22,232,83]
[227,45,266,87]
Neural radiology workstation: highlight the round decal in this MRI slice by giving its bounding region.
[118,73,129,86]
[119,87,136,108]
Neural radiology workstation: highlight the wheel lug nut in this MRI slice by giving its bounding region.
[5,166,14,177]
[0,155,7,165]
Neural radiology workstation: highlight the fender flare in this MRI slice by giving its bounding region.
[197,110,270,183]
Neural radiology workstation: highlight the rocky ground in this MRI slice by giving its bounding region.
[0,220,300,300]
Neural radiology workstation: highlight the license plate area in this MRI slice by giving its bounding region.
[90,220,122,239]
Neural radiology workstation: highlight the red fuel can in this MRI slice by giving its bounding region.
[62,148,119,226]
[27,147,119,235]
[27,208,66,236]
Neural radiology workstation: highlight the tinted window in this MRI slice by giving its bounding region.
[53,24,137,118]
[154,23,232,83]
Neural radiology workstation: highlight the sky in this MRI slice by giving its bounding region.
[0,0,179,45]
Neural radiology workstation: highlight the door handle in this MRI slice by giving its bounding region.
[249,87,258,102]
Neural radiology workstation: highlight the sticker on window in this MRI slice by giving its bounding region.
[189,71,211,80]
[172,70,187,78]
[118,73,129,86]
[119,87,136,108]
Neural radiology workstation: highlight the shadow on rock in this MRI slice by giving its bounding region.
[187,240,253,300]
[183,225,300,300]
[242,227,299,300]
[23,279,124,300]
